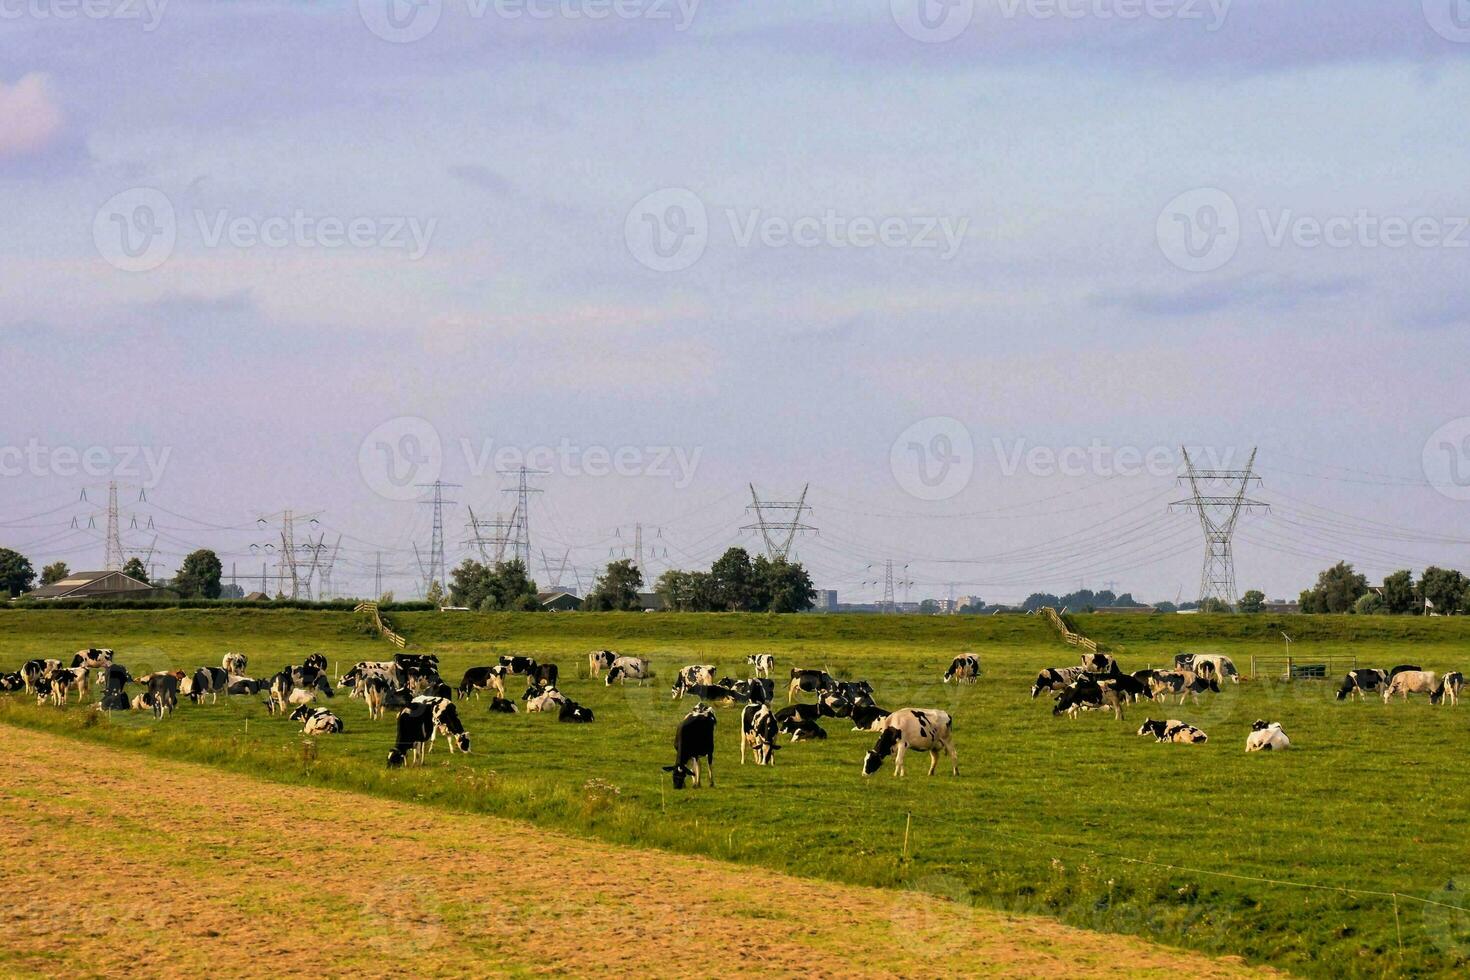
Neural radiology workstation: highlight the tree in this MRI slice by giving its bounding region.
[1382,570,1416,615]
[583,559,643,612]
[424,580,446,608]
[121,557,149,584]
[0,548,35,598]
[1354,592,1386,615]
[1418,566,1469,616]
[41,561,70,585]
[1300,562,1368,614]
[449,559,495,609]
[1198,597,1233,614]
[174,550,223,599]
[1238,590,1266,614]
[218,583,244,599]
[655,569,708,612]
[755,556,816,613]
[919,599,941,615]
[709,548,757,611]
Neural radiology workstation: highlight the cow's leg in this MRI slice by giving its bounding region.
[928,748,939,776]
[706,753,715,788]
[944,739,959,775]
[740,735,747,766]
[893,742,908,777]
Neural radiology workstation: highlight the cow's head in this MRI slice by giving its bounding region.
[862,728,900,776]
[453,732,471,752]
[663,763,694,789]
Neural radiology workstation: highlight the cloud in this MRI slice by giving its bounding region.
[1092,273,1364,317]
[447,164,514,195]
[0,74,64,160]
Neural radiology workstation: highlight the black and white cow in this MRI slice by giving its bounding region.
[226,676,269,696]
[340,660,405,690]
[849,702,891,732]
[181,666,229,704]
[457,666,506,700]
[1053,678,1128,720]
[1137,718,1208,744]
[498,655,539,677]
[303,653,329,675]
[355,675,414,719]
[817,691,854,719]
[746,654,775,679]
[1030,666,1086,698]
[740,703,779,765]
[664,705,717,789]
[394,653,439,674]
[270,664,334,712]
[1384,670,1438,703]
[97,664,132,710]
[557,700,595,723]
[527,662,560,690]
[781,717,827,741]
[386,703,436,767]
[604,657,650,686]
[943,654,981,684]
[1103,671,1153,703]
[411,696,471,753]
[670,665,718,699]
[35,668,86,706]
[222,652,248,675]
[1336,668,1389,701]
[488,696,518,714]
[1245,719,1289,751]
[21,659,61,693]
[832,680,875,703]
[684,684,748,706]
[142,671,182,719]
[588,650,618,677]
[291,705,344,734]
[1148,669,1220,705]
[1389,664,1422,679]
[1190,656,1240,685]
[1081,652,1116,674]
[1431,671,1463,707]
[862,708,958,777]
[719,677,774,704]
[525,687,570,713]
[0,671,24,692]
[70,648,115,670]
[787,668,836,703]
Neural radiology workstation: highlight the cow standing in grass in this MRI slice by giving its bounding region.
[943,654,980,684]
[1431,672,1463,707]
[740,703,779,766]
[664,706,717,789]
[1383,670,1438,703]
[862,708,957,777]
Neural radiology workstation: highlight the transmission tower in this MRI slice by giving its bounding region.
[498,468,545,568]
[103,481,124,570]
[881,560,895,613]
[465,506,518,565]
[1171,447,1267,610]
[417,481,460,594]
[741,484,816,560]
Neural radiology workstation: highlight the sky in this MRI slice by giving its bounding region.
[4,0,1470,605]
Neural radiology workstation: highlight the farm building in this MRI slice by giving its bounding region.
[22,569,158,601]
[537,590,583,612]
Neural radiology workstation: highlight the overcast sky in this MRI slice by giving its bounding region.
[5,1,1470,605]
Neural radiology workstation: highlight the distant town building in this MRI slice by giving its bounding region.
[811,590,838,612]
[23,570,158,601]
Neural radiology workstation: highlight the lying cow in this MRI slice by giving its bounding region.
[457,666,506,700]
[1031,666,1086,698]
[1431,671,1463,707]
[1336,668,1389,701]
[943,654,980,684]
[588,650,618,677]
[525,687,570,713]
[862,708,958,777]
[670,665,718,699]
[181,667,229,704]
[664,705,717,789]
[685,684,748,707]
[1384,670,1438,703]
[227,676,270,696]
[604,657,650,686]
[0,671,23,691]
[719,677,774,704]
[1245,719,1289,752]
[558,700,594,723]
[740,703,779,765]
[746,653,775,678]
[291,705,344,735]
[488,696,518,714]
[1137,718,1208,744]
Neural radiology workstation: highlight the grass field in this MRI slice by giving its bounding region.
[2,608,1468,977]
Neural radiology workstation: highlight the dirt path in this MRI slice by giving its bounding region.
[0,724,1270,978]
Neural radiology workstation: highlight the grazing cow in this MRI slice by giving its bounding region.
[222,652,248,675]
[394,653,439,673]
[787,668,835,703]
[498,655,539,677]
[746,654,775,678]
[684,684,748,707]
[781,717,827,741]
[588,650,618,677]
[1081,652,1116,674]
[558,701,595,723]
[387,703,436,767]
[1431,671,1463,707]
[670,665,718,699]
[291,705,344,735]
[833,680,875,703]
[1174,653,1197,671]
[488,697,518,714]
[1053,678,1128,720]
[862,708,958,777]
[850,702,891,732]
[70,648,114,670]
[303,653,329,675]
[525,687,570,713]
[604,657,650,686]
[817,691,854,718]
[774,704,821,726]
[720,677,774,704]
[1031,666,1086,698]
[1336,668,1389,701]
[1,671,26,692]
[456,666,506,700]
[411,696,471,753]
[1148,670,1219,705]
[943,654,981,684]
[1246,719,1289,752]
[269,665,335,713]
[664,706,717,789]
[527,662,560,690]
[1191,655,1240,685]
[143,672,182,719]
[1136,718,1208,744]
[1100,671,1152,703]
[21,659,61,693]
[226,676,269,696]
[1384,670,1439,703]
[35,671,82,706]
[356,675,414,719]
[740,703,779,765]
[181,667,229,704]
[1389,664,1422,679]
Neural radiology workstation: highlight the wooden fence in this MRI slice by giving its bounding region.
[354,601,408,649]
[1038,607,1101,654]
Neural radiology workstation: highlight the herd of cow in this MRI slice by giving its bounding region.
[6,644,1460,782]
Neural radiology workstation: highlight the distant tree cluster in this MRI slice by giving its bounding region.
[1298,562,1470,615]
[0,547,35,598]
[448,559,540,612]
[653,548,816,613]
[1020,589,1148,613]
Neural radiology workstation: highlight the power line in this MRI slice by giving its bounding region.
[742,483,816,561]
[1172,448,1267,609]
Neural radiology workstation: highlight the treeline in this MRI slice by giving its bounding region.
[1296,562,1470,615]
[651,548,816,613]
